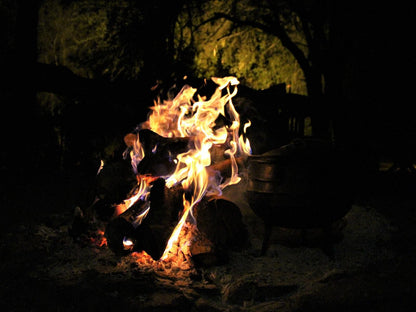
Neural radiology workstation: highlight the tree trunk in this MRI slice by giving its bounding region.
[141,1,184,83]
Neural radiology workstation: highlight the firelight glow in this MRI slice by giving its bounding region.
[127,76,251,261]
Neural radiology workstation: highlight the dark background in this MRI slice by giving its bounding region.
[1,1,416,311]
[1,0,415,233]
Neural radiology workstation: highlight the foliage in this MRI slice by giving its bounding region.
[34,0,316,166]
[174,0,307,93]
[37,0,148,165]
[37,0,144,81]
[37,0,309,92]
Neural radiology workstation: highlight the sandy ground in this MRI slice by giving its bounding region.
[1,170,416,311]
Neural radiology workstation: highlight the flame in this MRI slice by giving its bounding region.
[114,176,152,217]
[123,237,134,251]
[128,133,145,174]
[239,120,252,155]
[131,204,150,228]
[97,159,104,175]
[126,76,251,261]
[160,199,192,260]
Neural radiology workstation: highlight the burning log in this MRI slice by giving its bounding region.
[105,178,185,259]
[189,195,249,266]
[69,158,137,241]
[105,178,249,265]
[104,200,153,255]
[137,179,185,259]
[194,196,248,252]
[78,76,252,269]
[125,128,247,182]
[124,129,190,176]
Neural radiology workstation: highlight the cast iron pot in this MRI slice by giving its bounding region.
[246,138,353,255]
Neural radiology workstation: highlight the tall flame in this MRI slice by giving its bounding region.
[127,76,251,260]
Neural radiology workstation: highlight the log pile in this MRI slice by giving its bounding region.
[70,129,249,267]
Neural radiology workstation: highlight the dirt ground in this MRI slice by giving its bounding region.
[2,169,416,311]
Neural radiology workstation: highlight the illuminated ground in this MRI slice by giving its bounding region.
[2,169,416,311]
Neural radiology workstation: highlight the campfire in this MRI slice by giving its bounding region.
[71,76,252,269]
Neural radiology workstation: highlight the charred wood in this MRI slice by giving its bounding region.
[105,178,185,259]
[125,130,246,179]
[94,158,137,207]
[194,196,249,255]
[124,130,190,176]
[69,157,137,242]
[135,179,185,260]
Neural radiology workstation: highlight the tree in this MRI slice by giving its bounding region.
[34,0,190,168]
[173,0,306,92]
[177,0,336,136]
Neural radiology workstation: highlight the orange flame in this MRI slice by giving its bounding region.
[127,76,251,260]
[114,176,151,217]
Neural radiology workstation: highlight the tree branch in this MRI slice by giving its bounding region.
[201,12,311,76]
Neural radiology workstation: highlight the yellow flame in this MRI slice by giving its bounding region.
[160,198,191,260]
[114,178,150,216]
[239,120,252,155]
[126,76,251,260]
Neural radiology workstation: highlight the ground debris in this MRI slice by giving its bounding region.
[2,199,415,311]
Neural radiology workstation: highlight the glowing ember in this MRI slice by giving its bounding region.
[122,237,134,251]
[123,76,251,262]
[131,222,200,270]
[91,229,107,247]
[131,251,156,267]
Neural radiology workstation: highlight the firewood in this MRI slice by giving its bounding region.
[105,178,185,260]
[124,129,247,177]
[136,178,185,259]
[105,199,154,255]
[189,229,228,267]
[124,129,190,176]
[194,196,248,254]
